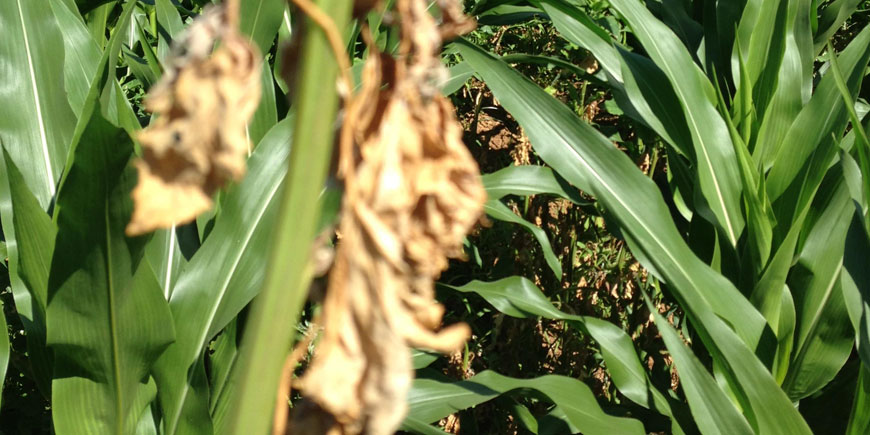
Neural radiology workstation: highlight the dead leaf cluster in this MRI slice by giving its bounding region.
[127,4,261,236]
[289,0,484,433]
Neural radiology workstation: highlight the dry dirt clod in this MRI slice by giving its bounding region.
[288,0,484,433]
[126,4,261,236]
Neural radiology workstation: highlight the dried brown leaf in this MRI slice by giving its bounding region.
[290,0,484,433]
[126,5,261,236]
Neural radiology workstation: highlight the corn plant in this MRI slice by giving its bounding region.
[3,0,870,433]
[397,0,870,433]
[0,0,330,432]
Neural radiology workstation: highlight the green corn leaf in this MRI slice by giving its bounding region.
[750,0,814,169]
[248,62,279,148]
[84,2,112,49]
[76,0,114,15]
[712,65,774,274]
[240,0,285,55]
[441,61,475,96]
[749,215,803,382]
[847,363,870,435]
[115,5,146,65]
[0,0,77,210]
[655,0,703,52]
[615,48,694,158]
[123,47,158,89]
[535,0,622,83]
[135,21,164,81]
[536,0,691,155]
[477,5,545,26]
[607,0,745,246]
[145,223,199,300]
[412,349,440,369]
[405,371,645,435]
[0,148,57,396]
[814,0,863,53]
[501,53,605,85]
[455,37,768,352]
[642,294,753,435]
[765,25,870,206]
[209,184,339,434]
[238,0,282,149]
[828,39,870,212]
[0,299,8,409]
[733,0,784,94]
[152,116,295,434]
[274,4,293,93]
[208,318,241,431]
[782,170,854,399]
[155,0,185,62]
[46,72,175,435]
[457,38,813,434]
[52,0,140,138]
[700,0,742,85]
[49,0,103,118]
[842,212,870,369]
[442,277,690,433]
[402,416,451,435]
[735,0,814,131]
[482,164,586,204]
[484,199,562,279]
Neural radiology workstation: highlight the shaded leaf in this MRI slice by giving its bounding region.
[155,0,185,62]
[484,199,562,279]
[0,148,57,395]
[847,363,870,435]
[458,38,812,434]
[482,164,586,204]
[152,117,295,434]
[46,82,175,435]
[442,277,689,432]
[783,171,854,399]
[0,300,8,409]
[406,371,645,435]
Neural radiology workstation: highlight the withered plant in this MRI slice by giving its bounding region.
[127,1,261,235]
[286,0,485,433]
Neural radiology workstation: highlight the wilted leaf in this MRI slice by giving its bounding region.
[292,0,483,433]
[128,5,262,235]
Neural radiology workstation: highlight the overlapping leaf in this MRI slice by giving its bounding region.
[607,0,744,246]
[441,277,689,433]
[483,200,562,279]
[457,38,812,434]
[404,371,644,435]
[0,149,56,395]
[46,57,174,435]
[152,117,294,434]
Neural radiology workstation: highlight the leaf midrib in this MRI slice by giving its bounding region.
[104,193,124,433]
[620,4,737,244]
[163,226,176,299]
[16,0,55,199]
